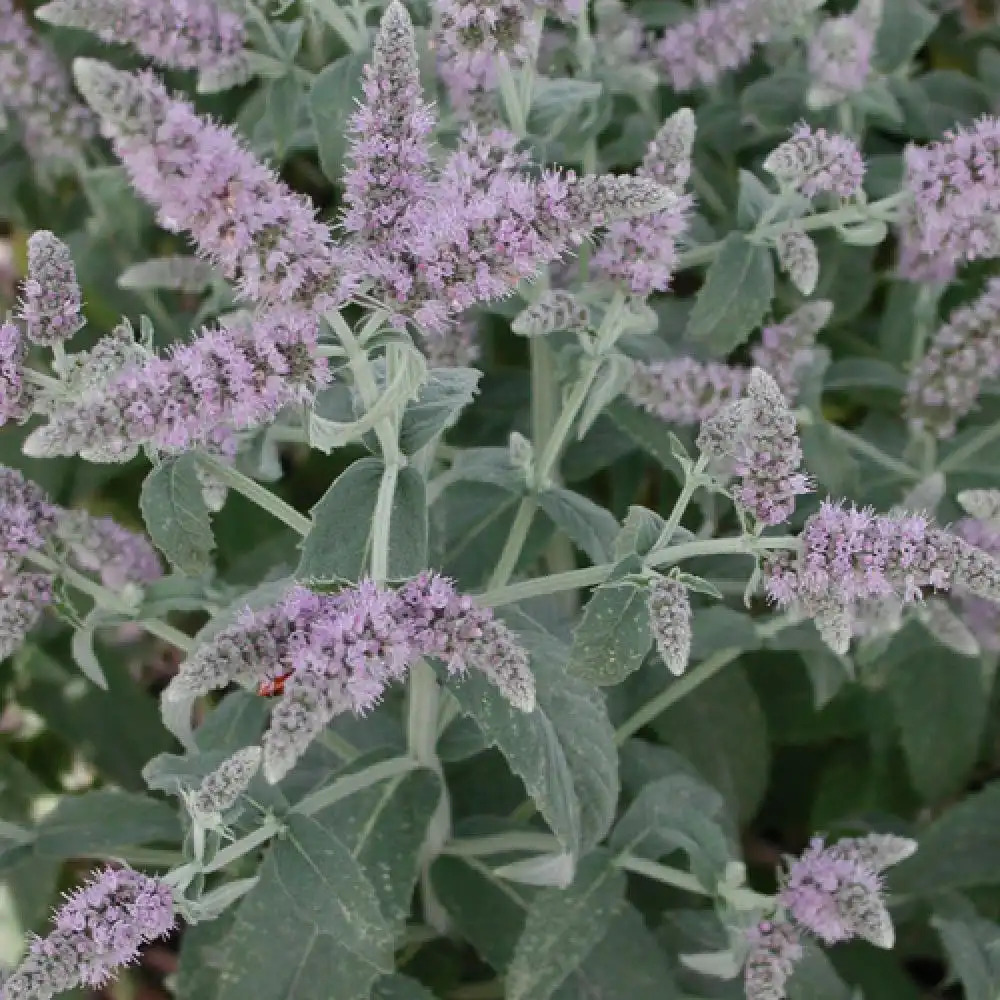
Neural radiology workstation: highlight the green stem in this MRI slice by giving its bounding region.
[643,534,798,570]
[654,455,708,551]
[25,550,195,653]
[615,854,770,908]
[677,191,909,269]
[370,459,399,584]
[198,454,311,537]
[200,817,284,874]
[292,755,418,817]
[939,421,1000,473]
[823,423,921,480]
[485,497,539,591]
[615,646,742,744]
[442,832,561,857]
[478,564,610,608]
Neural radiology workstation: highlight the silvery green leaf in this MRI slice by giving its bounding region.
[569,579,653,685]
[673,571,724,601]
[836,219,889,246]
[679,949,741,978]
[613,505,667,560]
[184,877,260,923]
[538,488,619,564]
[310,51,368,182]
[914,599,980,658]
[69,610,110,689]
[736,169,776,228]
[958,489,1000,524]
[449,448,526,493]
[494,852,576,888]
[118,255,215,293]
[399,367,482,455]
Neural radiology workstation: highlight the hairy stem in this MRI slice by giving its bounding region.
[292,755,419,817]
[939,421,1000,474]
[822,422,921,480]
[198,454,311,538]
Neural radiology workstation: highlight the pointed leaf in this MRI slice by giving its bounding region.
[569,580,653,685]
[140,453,215,575]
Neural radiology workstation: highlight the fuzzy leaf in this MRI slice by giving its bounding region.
[400,367,482,455]
[309,50,368,181]
[538,488,619,564]
[569,580,653,685]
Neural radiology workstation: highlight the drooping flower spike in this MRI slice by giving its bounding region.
[164,573,535,783]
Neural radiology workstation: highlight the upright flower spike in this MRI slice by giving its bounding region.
[951,519,1000,652]
[743,919,803,1000]
[2,867,174,999]
[763,124,864,199]
[646,576,692,676]
[903,117,1000,274]
[723,369,811,528]
[186,746,262,825]
[71,60,350,312]
[37,0,248,90]
[904,276,1000,439]
[434,0,542,111]
[343,2,435,248]
[0,0,95,177]
[592,109,694,296]
[25,308,326,463]
[0,467,58,574]
[19,232,85,347]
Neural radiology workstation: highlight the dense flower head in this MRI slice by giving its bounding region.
[779,836,897,947]
[807,12,874,108]
[728,369,810,527]
[952,517,1000,651]
[774,229,820,296]
[0,0,96,176]
[19,232,85,347]
[763,124,865,199]
[25,308,325,463]
[434,0,542,110]
[56,512,162,590]
[0,321,30,427]
[646,576,692,676]
[187,746,262,825]
[643,109,697,193]
[903,116,1000,273]
[343,3,435,246]
[0,467,58,574]
[2,867,174,999]
[0,573,53,662]
[72,61,351,312]
[743,919,803,1000]
[765,501,1000,650]
[165,573,534,783]
[750,300,830,400]
[36,0,248,86]
[904,276,1000,438]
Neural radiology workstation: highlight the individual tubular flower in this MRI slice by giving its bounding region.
[902,117,1000,274]
[19,232,85,347]
[774,229,819,296]
[56,512,162,590]
[36,0,248,88]
[778,835,909,948]
[806,10,876,109]
[750,300,830,401]
[628,357,750,426]
[342,2,435,247]
[0,0,95,176]
[727,369,810,527]
[763,124,864,199]
[72,61,350,312]
[0,573,53,661]
[646,576,692,676]
[434,0,542,111]
[743,919,803,1000]
[2,867,174,999]
[511,290,590,337]
[592,111,693,296]
[186,746,262,825]
[904,276,1000,439]
[25,308,326,462]
[0,467,58,574]
[0,321,31,427]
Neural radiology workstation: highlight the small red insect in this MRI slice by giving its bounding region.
[257,670,294,697]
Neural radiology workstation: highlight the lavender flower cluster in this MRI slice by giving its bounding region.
[2,867,174,1000]
[165,572,535,782]
[745,834,916,1000]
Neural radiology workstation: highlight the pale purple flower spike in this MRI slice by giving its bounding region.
[903,116,1000,274]
[953,518,1000,652]
[19,232,85,347]
[71,60,352,312]
[807,12,874,107]
[57,512,163,591]
[0,574,53,662]
[165,572,536,783]
[1,867,174,999]
[0,0,95,176]
[744,833,915,999]
[36,0,248,85]
[764,124,865,199]
[0,321,31,427]
[0,468,58,574]
[905,275,1000,439]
